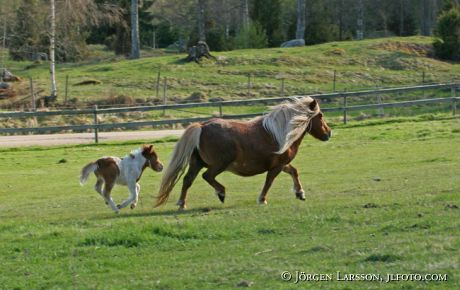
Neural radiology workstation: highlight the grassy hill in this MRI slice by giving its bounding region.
[3,36,460,107]
[0,117,459,289]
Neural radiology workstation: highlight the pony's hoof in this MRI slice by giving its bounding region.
[178,205,187,211]
[117,204,122,209]
[257,198,268,205]
[130,203,136,210]
[295,191,306,201]
[216,192,225,203]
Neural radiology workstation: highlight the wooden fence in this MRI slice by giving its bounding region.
[0,83,458,143]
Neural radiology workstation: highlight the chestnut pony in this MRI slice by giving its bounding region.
[156,97,331,210]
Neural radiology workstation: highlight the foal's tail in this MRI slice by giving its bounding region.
[155,123,202,207]
[79,162,98,185]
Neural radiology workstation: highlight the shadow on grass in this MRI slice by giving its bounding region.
[94,205,235,220]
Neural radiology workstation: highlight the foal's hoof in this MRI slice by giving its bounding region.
[216,192,225,203]
[295,191,306,201]
[117,204,122,209]
[178,205,187,211]
[130,203,136,210]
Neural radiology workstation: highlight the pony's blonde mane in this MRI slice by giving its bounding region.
[262,96,320,154]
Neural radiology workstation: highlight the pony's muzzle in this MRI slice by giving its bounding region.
[154,162,164,172]
[322,130,332,141]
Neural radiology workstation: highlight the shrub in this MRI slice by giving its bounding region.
[433,7,460,61]
[234,22,268,49]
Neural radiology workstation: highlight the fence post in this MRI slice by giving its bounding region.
[162,77,167,116]
[280,78,285,97]
[29,77,36,111]
[64,75,69,106]
[452,86,457,116]
[333,69,337,92]
[219,102,223,117]
[343,95,348,124]
[155,68,161,99]
[93,105,99,144]
[247,74,251,95]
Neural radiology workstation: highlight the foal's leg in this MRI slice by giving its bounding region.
[177,155,203,210]
[258,166,284,205]
[117,182,138,210]
[283,164,305,200]
[202,166,227,203]
[102,183,119,213]
[94,179,107,204]
[130,183,140,209]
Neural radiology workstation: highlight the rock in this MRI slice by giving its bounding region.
[0,82,9,89]
[281,39,305,48]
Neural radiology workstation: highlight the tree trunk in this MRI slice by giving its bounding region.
[356,0,364,40]
[130,0,140,59]
[399,0,404,35]
[49,0,57,99]
[197,0,206,41]
[296,0,306,40]
[240,0,249,30]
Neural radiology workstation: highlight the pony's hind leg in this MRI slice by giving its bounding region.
[94,179,107,204]
[202,166,227,203]
[177,154,204,210]
[283,164,305,200]
[102,183,119,213]
[258,166,284,205]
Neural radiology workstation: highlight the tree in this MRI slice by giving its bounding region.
[50,0,57,99]
[296,0,306,40]
[197,0,206,41]
[433,6,460,60]
[131,0,140,58]
[251,0,283,46]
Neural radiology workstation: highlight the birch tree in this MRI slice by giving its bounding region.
[296,0,306,40]
[50,0,57,99]
[131,0,140,58]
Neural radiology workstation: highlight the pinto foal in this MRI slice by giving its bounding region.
[80,145,163,213]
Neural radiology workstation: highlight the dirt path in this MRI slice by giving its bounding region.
[0,130,184,148]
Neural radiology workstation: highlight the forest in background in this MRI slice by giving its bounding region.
[1,0,459,63]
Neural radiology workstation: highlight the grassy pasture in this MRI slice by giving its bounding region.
[3,36,460,106]
[0,117,459,289]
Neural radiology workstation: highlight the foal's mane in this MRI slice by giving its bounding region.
[262,96,320,154]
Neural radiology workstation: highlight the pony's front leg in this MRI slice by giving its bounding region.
[117,181,138,210]
[258,166,283,205]
[282,164,305,200]
[130,183,140,209]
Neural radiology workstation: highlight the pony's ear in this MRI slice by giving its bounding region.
[148,145,153,153]
[309,99,318,111]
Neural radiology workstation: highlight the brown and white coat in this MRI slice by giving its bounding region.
[80,145,163,213]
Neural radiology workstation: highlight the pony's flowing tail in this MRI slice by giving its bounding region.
[155,123,202,207]
[79,162,98,185]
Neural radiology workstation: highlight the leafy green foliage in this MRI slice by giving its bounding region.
[234,22,268,49]
[434,7,460,61]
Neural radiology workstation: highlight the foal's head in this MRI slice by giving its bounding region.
[308,100,332,141]
[141,145,164,172]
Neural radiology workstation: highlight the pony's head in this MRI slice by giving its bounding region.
[307,100,332,142]
[141,145,164,172]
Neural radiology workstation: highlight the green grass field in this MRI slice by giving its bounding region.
[0,116,459,289]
